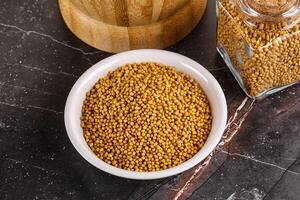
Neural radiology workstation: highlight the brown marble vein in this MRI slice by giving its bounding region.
[171,97,256,200]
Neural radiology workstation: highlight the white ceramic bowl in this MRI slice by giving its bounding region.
[65,49,227,180]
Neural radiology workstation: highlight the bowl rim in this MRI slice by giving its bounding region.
[64,49,227,180]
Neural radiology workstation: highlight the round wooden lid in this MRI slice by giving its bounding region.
[246,0,297,15]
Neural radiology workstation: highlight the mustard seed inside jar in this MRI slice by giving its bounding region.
[217,0,300,98]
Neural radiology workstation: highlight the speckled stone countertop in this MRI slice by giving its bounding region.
[0,1,299,200]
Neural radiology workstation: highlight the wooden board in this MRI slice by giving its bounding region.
[59,0,207,53]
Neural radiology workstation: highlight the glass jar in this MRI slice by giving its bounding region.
[217,0,300,98]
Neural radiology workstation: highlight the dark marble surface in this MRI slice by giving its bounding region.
[0,0,299,200]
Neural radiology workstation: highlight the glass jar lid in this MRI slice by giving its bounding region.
[246,0,298,16]
[237,0,300,28]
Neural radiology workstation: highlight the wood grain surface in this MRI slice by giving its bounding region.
[59,0,207,53]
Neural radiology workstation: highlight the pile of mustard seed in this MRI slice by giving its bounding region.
[81,62,212,172]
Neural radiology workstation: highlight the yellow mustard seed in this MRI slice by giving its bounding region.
[217,0,300,97]
[81,62,212,172]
